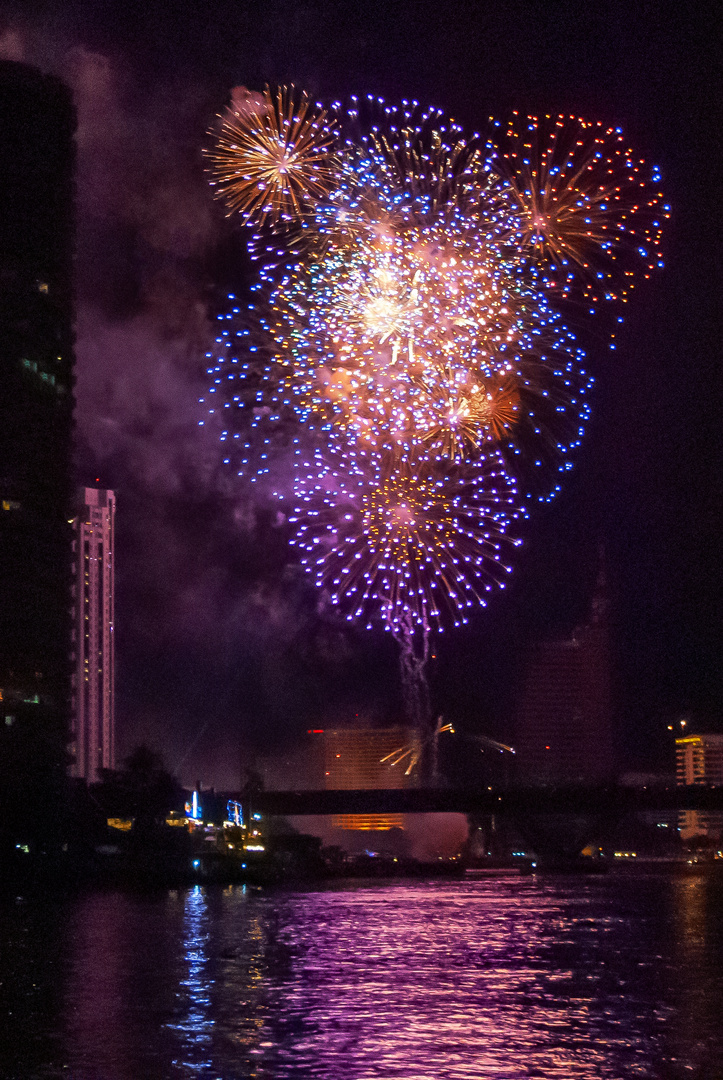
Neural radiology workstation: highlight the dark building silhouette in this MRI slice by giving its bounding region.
[514,562,614,784]
[0,62,76,846]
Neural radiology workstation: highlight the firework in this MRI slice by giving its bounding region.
[205,87,665,657]
[205,88,667,760]
[381,720,454,778]
[205,85,338,227]
[243,102,589,483]
[492,112,670,307]
[262,225,591,494]
[422,374,521,456]
[290,445,520,634]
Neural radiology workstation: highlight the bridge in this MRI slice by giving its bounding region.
[247,784,723,817]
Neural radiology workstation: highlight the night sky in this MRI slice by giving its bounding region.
[1,1,720,786]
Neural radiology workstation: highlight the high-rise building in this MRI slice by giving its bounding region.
[514,563,614,784]
[676,734,723,841]
[0,62,76,837]
[71,489,116,782]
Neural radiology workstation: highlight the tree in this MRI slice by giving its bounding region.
[96,745,183,833]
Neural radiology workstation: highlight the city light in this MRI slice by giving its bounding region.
[185,790,203,821]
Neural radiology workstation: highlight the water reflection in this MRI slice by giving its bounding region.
[63,890,187,1078]
[666,876,723,1077]
[0,874,722,1078]
[168,885,214,1074]
[252,881,668,1078]
[65,892,129,1077]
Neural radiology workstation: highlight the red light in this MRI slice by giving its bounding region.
[307,729,324,734]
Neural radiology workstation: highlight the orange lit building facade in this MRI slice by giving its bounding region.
[259,726,420,831]
[320,727,420,830]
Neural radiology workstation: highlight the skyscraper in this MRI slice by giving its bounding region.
[514,562,614,784]
[0,62,75,841]
[676,734,723,841]
[71,489,116,783]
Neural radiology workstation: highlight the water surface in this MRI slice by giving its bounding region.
[1,873,721,1078]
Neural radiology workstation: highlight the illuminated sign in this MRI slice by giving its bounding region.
[184,790,203,821]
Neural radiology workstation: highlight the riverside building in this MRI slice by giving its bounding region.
[321,726,420,830]
[0,62,76,828]
[71,489,116,782]
[514,564,614,785]
[676,733,723,841]
[259,726,420,831]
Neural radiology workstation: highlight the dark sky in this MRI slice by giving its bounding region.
[1,1,720,785]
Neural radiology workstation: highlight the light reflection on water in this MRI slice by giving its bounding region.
[168,885,214,1074]
[0,873,721,1079]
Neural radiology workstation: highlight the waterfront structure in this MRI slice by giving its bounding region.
[0,62,76,831]
[676,734,723,841]
[514,565,614,784]
[71,489,116,782]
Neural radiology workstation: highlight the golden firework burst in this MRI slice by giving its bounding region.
[205,85,338,226]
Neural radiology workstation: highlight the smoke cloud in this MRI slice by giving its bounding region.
[0,16,394,785]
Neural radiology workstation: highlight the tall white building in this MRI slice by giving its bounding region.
[70,488,115,782]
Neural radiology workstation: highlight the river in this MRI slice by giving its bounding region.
[1,871,721,1079]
